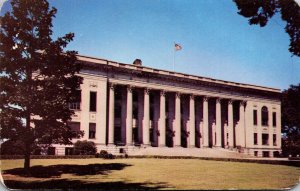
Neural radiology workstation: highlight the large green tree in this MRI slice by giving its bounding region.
[282,83,300,156]
[0,0,83,171]
[233,0,300,57]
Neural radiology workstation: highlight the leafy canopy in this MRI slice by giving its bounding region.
[234,0,300,57]
[0,0,83,154]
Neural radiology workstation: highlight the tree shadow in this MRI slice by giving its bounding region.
[3,163,131,178]
[3,179,171,190]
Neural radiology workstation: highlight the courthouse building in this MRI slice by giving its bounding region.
[53,55,282,157]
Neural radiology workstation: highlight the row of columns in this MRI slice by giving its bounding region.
[108,83,246,148]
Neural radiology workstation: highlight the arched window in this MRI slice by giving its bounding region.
[261,106,268,126]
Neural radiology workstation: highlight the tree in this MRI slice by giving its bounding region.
[281,83,300,156]
[0,0,83,171]
[233,0,300,57]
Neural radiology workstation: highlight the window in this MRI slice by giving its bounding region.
[254,151,258,157]
[89,123,96,139]
[262,134,269,145]
[253,110,257,125]
[272,112,276,127]
[263,151,269,157]
[65,147,74,155]
[90,92,97,112]
[69,122,80,138]
[273,134,277,146]
[68,90,81,110]
[261,106,268,126]
[254,133,258,145]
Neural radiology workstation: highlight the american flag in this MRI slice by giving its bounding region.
[175,43,182,51]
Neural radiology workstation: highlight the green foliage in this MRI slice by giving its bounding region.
[282,83,300,156]
[74,140,97,155]
[233,0,300,57]
[0,0,83,170]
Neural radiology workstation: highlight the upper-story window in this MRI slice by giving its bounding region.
[272,112,276,127]
[253,110,257,125]
[69,90,81,110]
[261,106,268,126]
[90,91,97,112]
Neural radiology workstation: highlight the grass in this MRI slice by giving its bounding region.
[1,158,300,190]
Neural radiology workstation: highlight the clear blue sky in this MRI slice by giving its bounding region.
[1,0,300,90]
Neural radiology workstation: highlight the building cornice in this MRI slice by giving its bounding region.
[76,54,281,95]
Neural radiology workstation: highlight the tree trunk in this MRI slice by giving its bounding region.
[24,113,31,172]
[24,142,31,172]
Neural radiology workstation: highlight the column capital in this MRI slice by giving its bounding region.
[176,92,181,98]
[216,98,222,103]
[203,96,209,102]
[190,94,195,100]
[127,85,134,92]
[240,100,247,106]
[144,88,151,95]
[228,99,234,105]
[160,90,166,96]
[109,82,115,90]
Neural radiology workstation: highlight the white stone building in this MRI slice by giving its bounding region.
[52,55,282,157]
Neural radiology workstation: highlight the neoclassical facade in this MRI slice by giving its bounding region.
[53,55,282,157]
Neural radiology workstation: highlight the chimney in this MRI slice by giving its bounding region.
[133,59,142,66]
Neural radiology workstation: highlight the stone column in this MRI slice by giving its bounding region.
[239,101,246,147]
[203,97,209,147]
[215,98,222,147]
[126,85,133,145]
[189,94,195,148]
[268,106,273,148]
[228,100,234,148]
[143,88,150,146]
[159,90,166,147]
[174,92,181,147]
[108,83,115,145]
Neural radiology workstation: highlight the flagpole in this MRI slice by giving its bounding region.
[173,42,175,71]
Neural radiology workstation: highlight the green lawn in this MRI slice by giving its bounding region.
[1,158,299,190]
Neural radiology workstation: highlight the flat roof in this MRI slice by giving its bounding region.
[77,54,281,93]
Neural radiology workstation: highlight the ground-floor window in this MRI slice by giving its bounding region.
[65,147,74,155]
[47,147,55,155]
[273,151,280,157]
[262,151,269,157]
[254,151,258,157]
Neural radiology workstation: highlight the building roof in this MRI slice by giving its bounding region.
[77,54,281,94]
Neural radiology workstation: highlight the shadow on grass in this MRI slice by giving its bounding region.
[3,163,131,178]
[3,179,171,190]
[3,163,172,189]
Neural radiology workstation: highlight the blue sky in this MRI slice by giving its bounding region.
[1,0,300,90]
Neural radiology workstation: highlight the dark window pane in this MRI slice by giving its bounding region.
[253,110,257,125]
[69,90,81,110]
[261,106,268,126]
[254,133,258,145]
[69,122,80,138]
[89,123,96,139]
[262,134,269,145]
[90,92,97,112]
[273,134,277,146]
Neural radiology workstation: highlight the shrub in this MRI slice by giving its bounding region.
[73,140,97,155]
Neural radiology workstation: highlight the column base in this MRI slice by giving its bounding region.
[158,144,167,147]
[107,143,115,146]
[141,144,150,148]
[188,145,196,148]
[213,145,222,148]
[202,146,209,148]
[174,145,182,148]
